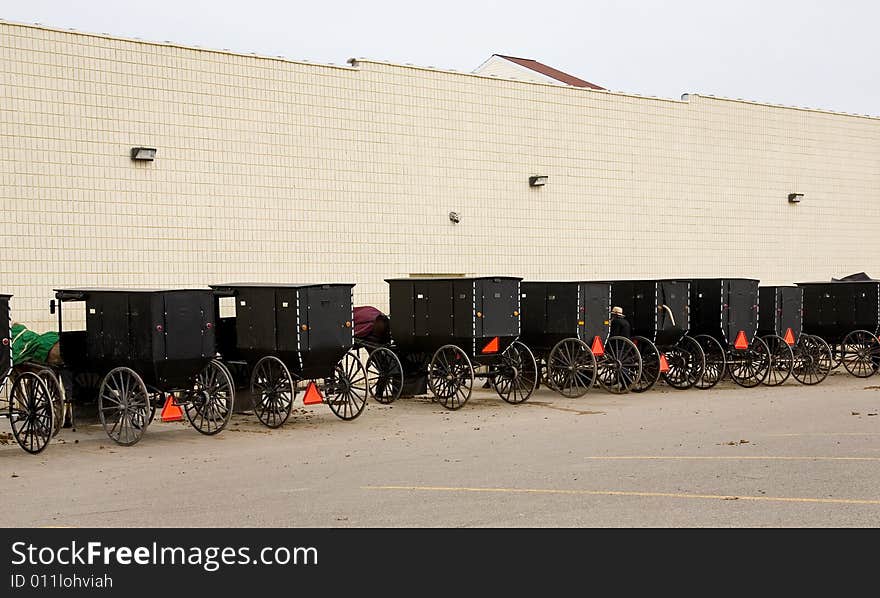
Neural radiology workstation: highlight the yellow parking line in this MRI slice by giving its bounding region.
[584,456,880,462]
[767,432,880,437]
[363,485,880,506]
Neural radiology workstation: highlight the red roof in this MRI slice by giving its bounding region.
[495,55,605,90]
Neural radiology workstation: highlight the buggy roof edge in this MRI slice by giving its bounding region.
[384,276,522,282]
[796,280,880,285]
[55,287,211,300]
[663,277,760,283]
[210,283,355,289]
[522,280,610,285]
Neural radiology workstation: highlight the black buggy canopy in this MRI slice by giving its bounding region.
[684,278,760,347]
[758,285,803,344]
[519,281,610,350]
[384,276,521,356]
[796,280,880,341]
[52,287,216,389]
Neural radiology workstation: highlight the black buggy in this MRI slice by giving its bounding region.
[50,288,235,446]
[0,293,56,454]
[797,280,880,378]
[518,281,643,396]
[210,283,368,426]
[358,277,536,410]
[758,285,833,386]
[610,279,705,390]
[685,278,771,389]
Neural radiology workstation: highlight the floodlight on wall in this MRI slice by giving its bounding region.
[448,211,461,224]
[131,147,157,161]
[529,175,548,187]
[788,193,803,203]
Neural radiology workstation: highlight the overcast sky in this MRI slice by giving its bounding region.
[2,0,877,116]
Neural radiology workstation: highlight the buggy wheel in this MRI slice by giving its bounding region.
[9,372,53,454]
[98,367,151,446]
[250,356,295,428]
[694,334,726,390]
[728,337,771,388]
[491,341,538,404]
[631,336,661,393]
[762,334,793,387]
[840,330,880,378]
[186,360,235,435]
[597,336,642,394]
[427,345,474,410]
[366,347,403,404]
[663,336,705,390]
[35,368,65,437]
[546,338,596,398]
[792,335,833,385]
[327,351,369,420]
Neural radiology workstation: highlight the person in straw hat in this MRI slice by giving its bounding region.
[609,306,631,339]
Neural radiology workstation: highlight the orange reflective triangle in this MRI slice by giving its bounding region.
[481,337,500,354]
[303,381,324,405]
[591,336,605,356]
[160,395,183,422]
[659,353,670,373]
[783,328,795,346]
[734,330,749,350]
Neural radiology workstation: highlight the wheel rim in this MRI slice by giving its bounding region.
[428,345,474,410]
[631,336,660,393]
[327,352,368,420]
[841,330,880,378]
[186,360,235,435]
[9,373,53,454]
[249,356,295,428]
[366,348,403,404]
[491,341,538,404]
[792,335,832,385]
[728,337,771,388]
[762,335,793,386]
[693,335,725,390]
[98,367,150,446]
[547,338,596,397]
[597,337,642,394]
[663,336,704,390]
[35,368,66,437]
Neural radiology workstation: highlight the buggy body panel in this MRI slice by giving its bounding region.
[385,277,521,359]
[609,280,690,346]
[520,281,610,350]
[758,286,803,342]
[0,294,10,381]
[687,278,760,346]
[210,283,354,380]
[797,281,880,342]
[55,288,215,390]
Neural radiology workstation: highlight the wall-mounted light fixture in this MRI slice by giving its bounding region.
[131,147,157,161]
[448,211,461,224]
[529,175,548,187]
[788,193,803,203]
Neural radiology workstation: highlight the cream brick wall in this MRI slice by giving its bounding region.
[2,22,879,330]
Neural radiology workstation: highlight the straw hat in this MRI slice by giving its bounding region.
[610,306,625,317]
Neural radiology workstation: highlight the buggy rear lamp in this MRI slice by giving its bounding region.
[578,320,585,326]
[1,338,8,346]
[301,324,308,331]
[156,325,164,332]
[513,310,519,317]
[476,311,483,318]
[205,322,213,330]
[481,337,500,354]
[345,321,352,328]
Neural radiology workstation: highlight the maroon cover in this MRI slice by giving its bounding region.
[354,306,385,338]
